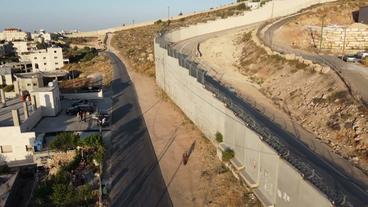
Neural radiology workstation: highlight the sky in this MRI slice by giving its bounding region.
[0,0,234,32]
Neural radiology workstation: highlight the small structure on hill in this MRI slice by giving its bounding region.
[358,6,368,24]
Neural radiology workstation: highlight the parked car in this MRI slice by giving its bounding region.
[66,104,95,115]
[356,51,368,60]
[342,55,359,63]
[71,99,93,107]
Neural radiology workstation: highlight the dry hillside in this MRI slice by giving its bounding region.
[111,3,249,77]
[275,0,368,52]
[236,31,368,173]
[60,55,113,90]
[110,4,262,206]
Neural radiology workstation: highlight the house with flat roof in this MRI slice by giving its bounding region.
[0,80,61,166]
[20,47,66,72]
[0,28,30,42]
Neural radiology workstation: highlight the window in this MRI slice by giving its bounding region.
[43,57,46,59]
[54,56,58,59]
[55,62,58,65]
[1,145,13,153]
[27,83,31,86]
[34,57,37,60]
[44,63,47,65]
[25,145,33,152]
[54,50,57,53]
[33,83,37,86]
[35,63,39,69]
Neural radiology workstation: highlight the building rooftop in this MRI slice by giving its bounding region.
[0,67,12,75]
[0,99,28,127]
[15,72,42,79]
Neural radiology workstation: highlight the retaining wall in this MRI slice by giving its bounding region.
[309,25,368,52]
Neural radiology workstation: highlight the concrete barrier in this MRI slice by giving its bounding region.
[154,42,333,207]
[153,0,352,206]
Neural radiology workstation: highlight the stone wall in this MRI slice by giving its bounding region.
[309,24,368,52]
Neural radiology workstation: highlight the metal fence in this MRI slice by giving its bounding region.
[155,35,359,206]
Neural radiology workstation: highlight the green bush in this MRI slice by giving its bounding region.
[222,148,235,161]
[50,132,80,152]
[215,132,223,143]
[51,184,77,207]
[81,134,103,148]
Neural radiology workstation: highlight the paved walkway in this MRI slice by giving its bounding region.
[103,49,172,207]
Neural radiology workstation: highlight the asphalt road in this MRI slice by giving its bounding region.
[262,14,368,105]
[172,25,368,206]
[104,51,172,207]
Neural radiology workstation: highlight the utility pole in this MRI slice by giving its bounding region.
[168,6,170,21]
[341,26,347,60]
[271,0,275,20]
[319,15,326,52]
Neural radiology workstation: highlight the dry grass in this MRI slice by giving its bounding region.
[60,55,113,90]
[111,4,249,77]
[65,37,98,45]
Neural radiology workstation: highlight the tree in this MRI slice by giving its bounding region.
[50,132,80,152]
[51,184,77,207]
[79,184,94,204]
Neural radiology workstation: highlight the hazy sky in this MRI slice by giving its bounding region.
[0,0,234,32]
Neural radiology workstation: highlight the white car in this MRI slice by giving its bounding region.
[342,55,359,63]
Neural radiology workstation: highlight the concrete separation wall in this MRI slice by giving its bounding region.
[166,0,335,42]
[66,2,244,38]
[153,0,368,206]
[154,39,333,207]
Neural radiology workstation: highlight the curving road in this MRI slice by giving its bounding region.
[261,13,368,105]
[172,23,368,206]
[102,36,172,207]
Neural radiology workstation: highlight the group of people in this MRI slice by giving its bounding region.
[77,110,88,122]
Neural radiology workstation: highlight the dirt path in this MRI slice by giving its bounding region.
[108,36,260,207]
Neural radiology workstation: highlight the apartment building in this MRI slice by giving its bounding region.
[11,41,37,55]
[0,28,30,42]
[20,47,65,72]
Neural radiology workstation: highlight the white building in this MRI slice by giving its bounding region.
[31,81,61,116]
[20,47,65,72]
[246,1,261,10]
[0,67,13,86]
[0,28,30,42]
[14,72,44,93]
[31,30,52,43]
[11,41,37,55]
[0,80,61,166]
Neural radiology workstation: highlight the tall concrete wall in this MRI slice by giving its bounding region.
[66,2,244,38]
[166,0,335,42]
[154,42,332,207]
[153,1,349,206]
